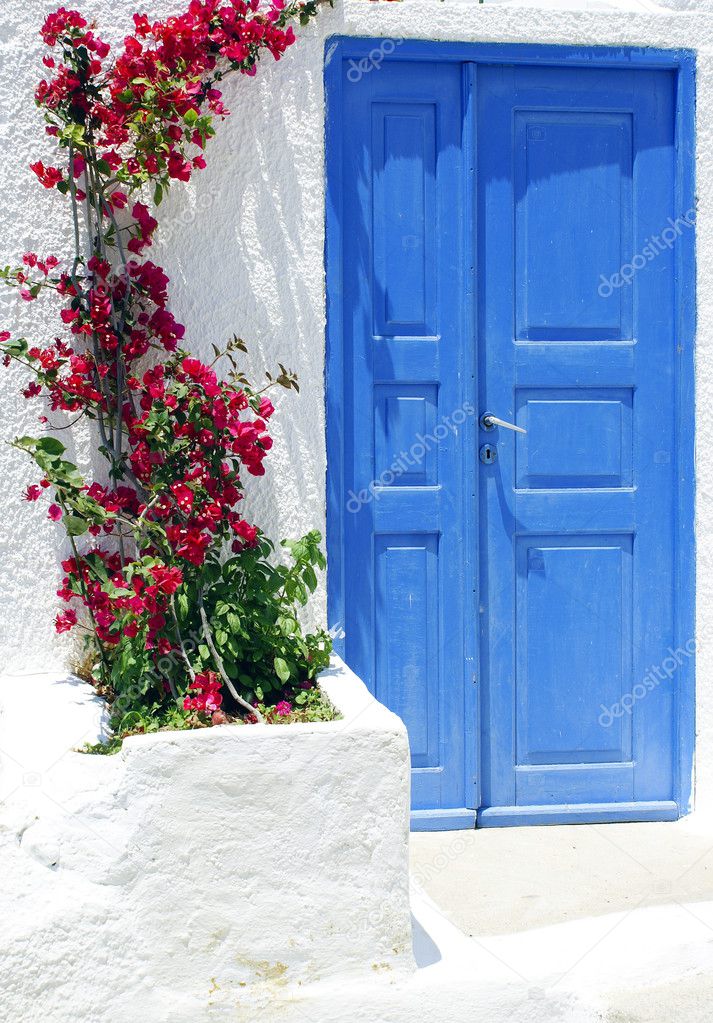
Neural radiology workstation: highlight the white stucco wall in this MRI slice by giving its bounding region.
[1,0,712,808]
[0,658,414,1020]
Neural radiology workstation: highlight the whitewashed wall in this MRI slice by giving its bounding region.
[0,659,416,1021]
[1,0,712,806]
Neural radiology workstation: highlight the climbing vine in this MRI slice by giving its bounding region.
[0,2,334,738]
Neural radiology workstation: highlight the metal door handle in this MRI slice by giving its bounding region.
[480,412,527,435]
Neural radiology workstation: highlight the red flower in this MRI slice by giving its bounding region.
[55,609,77,634]
[259,396,275,419]
[231,518,258,547]
[48,504,63,521]
[108,190,128,210]
[133,13,152,37]
[41,9,87,47]
[183,670,223,714]
[275,700,292,717]
[170,482,194,514]
[223,42,249,63]
[132,202,158,238]
[24,485,42,502]
[29,161,63,189]
[167,152,192,182]
[151,565,183,596]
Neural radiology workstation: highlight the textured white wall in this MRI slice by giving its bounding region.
[0,0,333,674]
[0,658,414,1020]
[0,0,712,807]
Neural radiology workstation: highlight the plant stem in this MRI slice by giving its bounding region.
[57,494,111,685]
[170,598,196,687]
[198,589,264,722]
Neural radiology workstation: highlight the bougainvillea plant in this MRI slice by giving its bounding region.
[0,1,334,742]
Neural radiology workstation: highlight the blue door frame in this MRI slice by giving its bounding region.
[324,39,696,831]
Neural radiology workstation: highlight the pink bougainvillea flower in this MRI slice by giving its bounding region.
[258,396,275,420]
[108,190,128,210]
[167,152,192,182]
[151,565,183,596]
[55,609,77,634]
[184,670,224,714]
[275,701,292,717]
[29,161,63,189]
[47,504,62,521]
[231,518,258,547]
[170,482,194,514]
[24,485,42,502]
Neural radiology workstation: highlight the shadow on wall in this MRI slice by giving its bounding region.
[412,914,443,969]
[151,37,328,572]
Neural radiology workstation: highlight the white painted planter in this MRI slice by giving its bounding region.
[0,658,414,1022]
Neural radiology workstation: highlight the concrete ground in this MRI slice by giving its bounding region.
[410,815,713,1022]
[410,817,713,936]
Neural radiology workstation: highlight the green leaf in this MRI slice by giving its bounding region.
[14,436,39,451]
[184,108,198,126]
[302,565,318,593]
[64,515,88,536]
[274,657,290,683]
[35,437,65,456]
[4,337,28,357]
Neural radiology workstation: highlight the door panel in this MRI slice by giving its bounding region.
[478,66,678,821]
[340,61,473,817]
[513,109,634,342]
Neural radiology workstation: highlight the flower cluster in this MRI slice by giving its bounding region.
[0,2,333,737]
[184,670,223,713]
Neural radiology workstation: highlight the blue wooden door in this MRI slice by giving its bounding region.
[478,65,680,825]
[335,60,476,828]
[328,50,687,829]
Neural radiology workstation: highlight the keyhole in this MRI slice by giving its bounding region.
[480,444,497,465]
